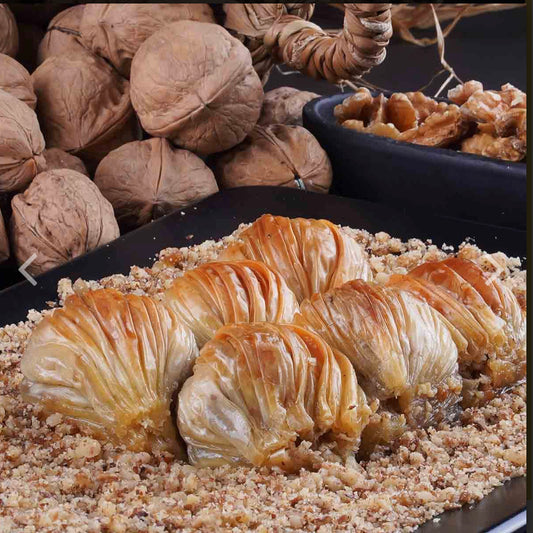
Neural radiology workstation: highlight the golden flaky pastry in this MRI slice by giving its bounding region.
[163,260,299,348]
[448,81,526,161]
[219,214,372,302]
[178,323,371,471]
[294,280,462,453]
[21,288,199,456]
[387,257,526,406]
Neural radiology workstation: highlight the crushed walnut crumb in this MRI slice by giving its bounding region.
[0,225,525,532]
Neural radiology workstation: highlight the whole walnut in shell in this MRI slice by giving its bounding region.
[10,169,120,276]
[214,125,332,193]
[43,148,89,177]
[37,5,87,65]
[0,208,9,263]
[0,89,46,194]
[94,138,218,230]
[80,3,215,78]
[259,87,319,126]
[130,21,264,156]
[0,5,18,57]
[0,53,36,109]
[32,48,141,171]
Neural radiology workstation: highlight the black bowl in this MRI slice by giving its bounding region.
[303,93,526,230]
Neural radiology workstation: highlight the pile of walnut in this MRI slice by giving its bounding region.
[0,4,329,277]
[335,81,526,162]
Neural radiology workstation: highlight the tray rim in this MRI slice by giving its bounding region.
[0,186,525,532]
[0,187,526,319]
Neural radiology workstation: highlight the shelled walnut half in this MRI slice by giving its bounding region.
[449,81,526,162]
[335,83,526,162]
[335,87,469,148]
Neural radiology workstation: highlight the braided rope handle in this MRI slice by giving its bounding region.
[223,4,392,84]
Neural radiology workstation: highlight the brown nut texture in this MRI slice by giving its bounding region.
[0,89,46,194]
[0,5,18,57]
[214,125,332,193]
[0,53,36,109]
[130,21,264,156]
[10,169,119,276]
[21,287,199,455]
[258,86,319,126]
[43,148,89,177]
[461,133,525,162]
[80,3,215,78]
[32,48,140,171]
[37,5,87,64]
[399,106,470,148]
[94,138,218,230]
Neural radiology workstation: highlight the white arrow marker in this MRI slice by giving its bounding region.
[19,253,37,286]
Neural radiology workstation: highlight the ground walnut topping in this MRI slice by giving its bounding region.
[0,226,526,532]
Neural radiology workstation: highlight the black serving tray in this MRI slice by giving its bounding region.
[303,93,526,230]
[0,186,526,324]
[0,187,526,532]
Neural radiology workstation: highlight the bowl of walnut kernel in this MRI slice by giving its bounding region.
[303,81,526,230]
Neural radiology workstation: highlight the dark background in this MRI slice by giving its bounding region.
[265,4,526,94]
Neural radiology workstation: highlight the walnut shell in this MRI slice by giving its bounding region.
[10,169,120,276]
[0,89,46,194]
[0,53,36,109]
[258,87,319,126]
[214,125,332,193]
[32,48,141,171]
[80,3,215,78]
[37,5,87,64]
[94,138,218,230]
[130,21,263,156]
[0,5,18,57]
[43,148,89,177]
[0,208,9,263]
